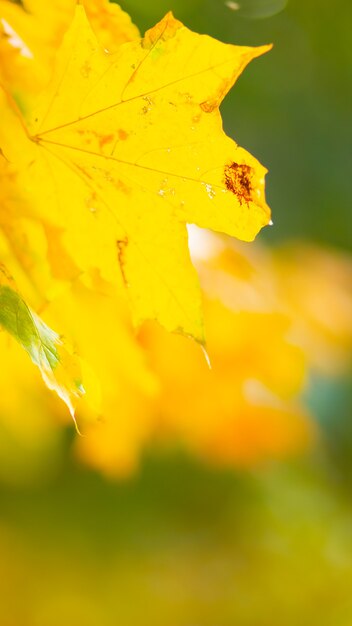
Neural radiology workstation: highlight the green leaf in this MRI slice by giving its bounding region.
[0,275,85,423]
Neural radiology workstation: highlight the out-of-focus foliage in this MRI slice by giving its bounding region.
[272,244,352,375]
[1,455,352,626]
[1,230,351,479]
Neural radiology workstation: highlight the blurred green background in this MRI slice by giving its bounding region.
[1,1,351,624]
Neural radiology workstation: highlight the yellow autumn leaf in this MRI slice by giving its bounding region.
[0,6,271,341]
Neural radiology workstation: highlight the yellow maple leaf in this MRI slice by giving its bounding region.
[0,6,271,341]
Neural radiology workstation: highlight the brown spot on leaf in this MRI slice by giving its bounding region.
[99,133,114,149]
[118,129,129,141]
[117,237,129,286]
[76,130,114,150]
[200,100,215,113]
[224,162,253,204]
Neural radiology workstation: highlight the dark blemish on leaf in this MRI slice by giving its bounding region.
[224,162,253,205]
[117,237,129,286]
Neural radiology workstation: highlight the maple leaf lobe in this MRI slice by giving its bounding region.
[142,12,183,49]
